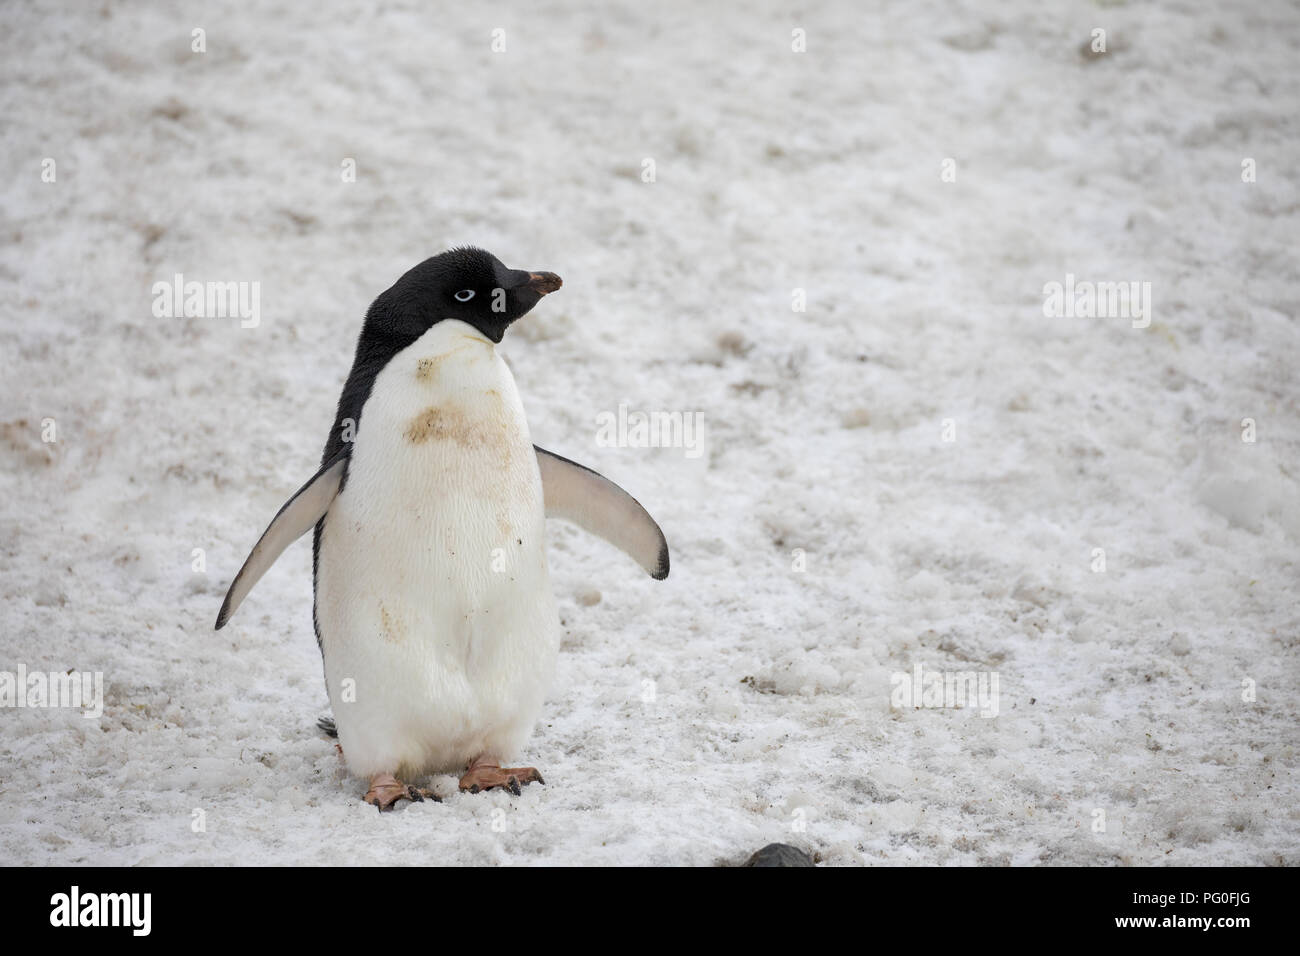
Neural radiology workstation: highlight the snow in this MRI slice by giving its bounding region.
[2,0,1298,865]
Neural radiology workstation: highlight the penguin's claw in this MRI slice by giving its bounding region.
[458,761,544,795]
[363,773,441,810]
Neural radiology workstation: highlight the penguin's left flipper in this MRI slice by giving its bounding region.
[535,445,669,580]
[214,450,349,630]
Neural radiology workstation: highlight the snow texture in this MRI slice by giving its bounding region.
[1,0,1297,866]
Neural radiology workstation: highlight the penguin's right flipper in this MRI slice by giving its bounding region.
[534,445,669,580]
[214,451,349,630]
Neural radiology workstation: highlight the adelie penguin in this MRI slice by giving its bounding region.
[215,248,669,809]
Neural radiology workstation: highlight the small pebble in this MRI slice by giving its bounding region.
[743,843,814,867]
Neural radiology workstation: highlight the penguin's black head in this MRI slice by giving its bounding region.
[369,247,561,344]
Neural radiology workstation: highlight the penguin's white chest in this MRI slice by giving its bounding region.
[315,320,558,778]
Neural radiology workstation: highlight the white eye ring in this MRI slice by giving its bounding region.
[454,289,475,302]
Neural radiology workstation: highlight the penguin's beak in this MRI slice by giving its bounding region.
[525,272,562,296]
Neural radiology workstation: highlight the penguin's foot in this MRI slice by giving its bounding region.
[458,756,545,796]
[363,772,441,811]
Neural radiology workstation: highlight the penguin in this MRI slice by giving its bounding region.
[214,247,669,809]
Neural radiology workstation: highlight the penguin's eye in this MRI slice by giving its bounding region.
[454,289,475,302]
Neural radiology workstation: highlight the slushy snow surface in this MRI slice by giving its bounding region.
[1,1,1297,865]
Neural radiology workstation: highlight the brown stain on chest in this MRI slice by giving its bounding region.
[415,356,442,381]
[403,399,513,464]
[379,602,406,644]
[415,344,480,383]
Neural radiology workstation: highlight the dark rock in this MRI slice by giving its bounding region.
[743,843,814,867]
